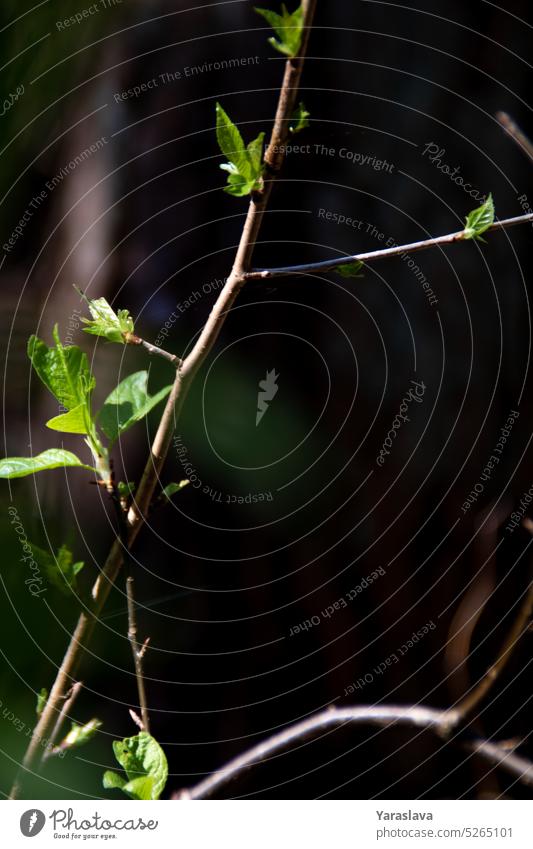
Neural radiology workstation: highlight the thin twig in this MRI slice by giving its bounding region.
[465,738,533,788]
[496,112,533,162]
[175,705,451,799]
[126,334,182,368]
[41,682,83,763]
[10,0,317,799]
[451,577,533,724]
[174,704,533,799]
[243,212,533,280]
[126,576,150,733]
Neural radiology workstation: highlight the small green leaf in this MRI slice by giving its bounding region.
[216,103,264,196]
[80,293,135,344]
[216,102,250,179]
[255,3,304,57]
[161,480,190,501]
[290,101,310,134]
[118,481,135,498]
[463,193,495,241]
[30,542,84,594]
[0,449,96,479]
[98,371,172,444]
[28,328,95,412]
[103,732,168,800]
[36,688,48,717]
[46,404,89,435]
[62,718,102,750]
[103,770,127,792]
[336,260,365,278]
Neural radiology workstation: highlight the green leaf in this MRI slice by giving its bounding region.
[216,103,264,196]
[336,260,365,278]
[46,404,89,435]
[62,718,102,750]
[216,102,249,178]
[36,688,48,717]
[30,542,84,595]
[463,193,495,241]
[0,449,96,479]
[161,480,190,501]
[98,371,172,444]
[80,294,135,344]
[290,101,310,134]
[118,481,135,499]
[255,3,304,57]
[28,327,95,413]
[103,771,127,792]
[103,732,168,800]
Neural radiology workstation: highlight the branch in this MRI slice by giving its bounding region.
[41,681,83,763]
[126,333,181,368]
[174,704,533,799]
[10,0,317,799]
[126,576,150,734]
[175,705,451,799]
[452,576,533,724]
[496,112,533,162]
[243,213,533,280]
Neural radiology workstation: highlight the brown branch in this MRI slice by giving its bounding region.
[496,112,533,162]
[244,213,533,280]
[10,0,317,799]
[126,334,181,368]
[173,704,533,800]
[41,681,83,763]
[126,576,150,734]
[451,576,533,725]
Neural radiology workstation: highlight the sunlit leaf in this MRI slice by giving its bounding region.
[103,732,168,800]
[290,101,310,134]
[463,193,495,241]
[255,3,304,57]
[0,449,95,479]
[28,327,95,412]
[80,293,134,344]
[98,371,172,444]
[335,260,365,278]
[46,404,89,435]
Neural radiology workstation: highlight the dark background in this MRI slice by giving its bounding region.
[1,0,532,799]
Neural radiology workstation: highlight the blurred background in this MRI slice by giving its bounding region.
[1,0,532,799]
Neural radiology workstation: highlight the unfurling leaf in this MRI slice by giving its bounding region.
[335,260,365,278]
[36,688,48,716]
[62,718,102,750]
[255,3,304,57]
[117,481,136,499]
[28,327,95,421]
[79,292,134,344]
[290,101,310,134]
[30,542,84,595]
[0,449,96,479]
[98,371,172,444]
[463,193,495,241]
[103,732,168,800]
[216,103,264,197]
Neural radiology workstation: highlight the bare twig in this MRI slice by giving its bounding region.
[496,112,533,162]
[465,738,533,788]
[41,682,83,763]
[126,334,182,368]
[174,703,533,799]
[126,576,150,733]
[10,0,317,799]
[175,705,452,799]
[244,213,533,280]
[451,577,533,724]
